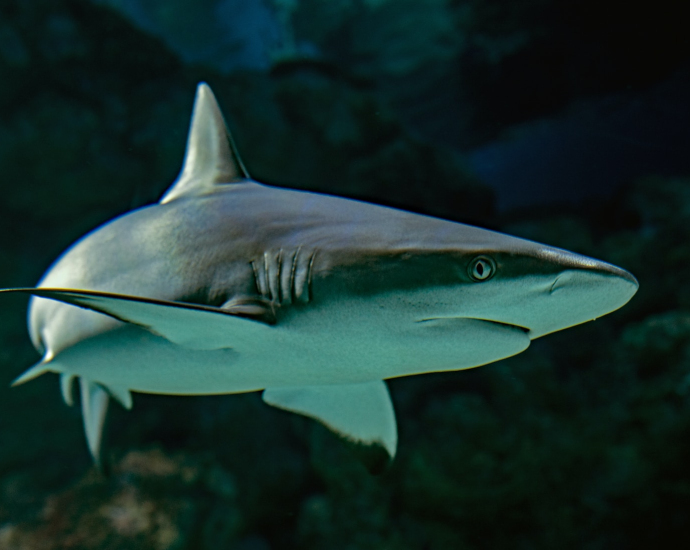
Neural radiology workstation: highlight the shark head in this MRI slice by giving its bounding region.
[452,242,638,341]
[276,200,639,380]
[345,224,640,342]
[2,83,638,466]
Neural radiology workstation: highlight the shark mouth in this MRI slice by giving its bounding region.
[418,317,530,334]
[477,319,530,334]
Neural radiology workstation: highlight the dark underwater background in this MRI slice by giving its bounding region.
[0,0,689,548]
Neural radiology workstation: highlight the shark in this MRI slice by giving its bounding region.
[0,83,638,466]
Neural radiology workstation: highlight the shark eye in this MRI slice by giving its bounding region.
[468,255,496,282]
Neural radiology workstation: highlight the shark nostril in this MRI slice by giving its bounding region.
[550,275,562,294]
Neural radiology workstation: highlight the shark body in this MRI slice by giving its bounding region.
[1,84,638,464]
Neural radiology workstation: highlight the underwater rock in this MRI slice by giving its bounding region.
[0,449,243,550]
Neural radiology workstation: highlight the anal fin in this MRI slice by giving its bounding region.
[262,380,398,464]
[80,378,109,467]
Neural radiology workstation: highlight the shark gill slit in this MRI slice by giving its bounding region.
[251,257,267,297]
[281,248,297,305]
[289,246,301,303]
[276,248,283,304]
[307,249,316,302]
[268,251,280,303]
[264,252,271,299]
[249,248,318,304]
[253,249,314,305]
[550,274,562,294]
[250,259,259,295]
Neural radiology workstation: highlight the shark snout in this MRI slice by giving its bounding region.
[529,264,638,339]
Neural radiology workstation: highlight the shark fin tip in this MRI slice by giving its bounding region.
[80,379,110,466]
[60,373,76,406]
[11,361,52,387]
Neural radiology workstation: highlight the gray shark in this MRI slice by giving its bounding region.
[1,83,638,465]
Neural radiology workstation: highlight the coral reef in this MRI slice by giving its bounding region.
[0,448,244,549]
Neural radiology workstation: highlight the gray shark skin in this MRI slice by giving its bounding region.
[0,83,638,465]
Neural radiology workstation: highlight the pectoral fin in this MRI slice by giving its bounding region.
[2,288,272,350]
[262,381,398,462]
[11,361,52,386]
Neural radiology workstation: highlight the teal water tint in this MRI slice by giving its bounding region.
[0,0,689,548]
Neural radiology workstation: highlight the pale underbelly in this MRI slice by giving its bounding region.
[48,315,530,395]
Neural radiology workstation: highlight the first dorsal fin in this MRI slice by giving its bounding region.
[160,82,248,204]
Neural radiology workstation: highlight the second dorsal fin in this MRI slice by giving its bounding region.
[160,82,248,204]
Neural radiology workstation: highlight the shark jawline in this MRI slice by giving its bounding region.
[417,317,530,334]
